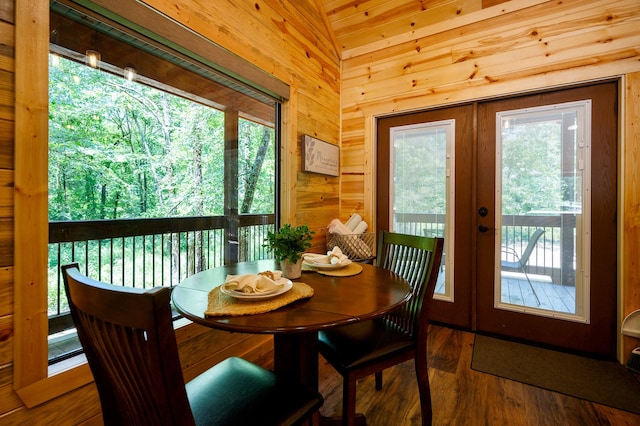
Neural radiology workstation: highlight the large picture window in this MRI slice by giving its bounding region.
[47,3,280,366]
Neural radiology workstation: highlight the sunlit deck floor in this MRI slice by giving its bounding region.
[435,270,576,314]
[501,271,576,313]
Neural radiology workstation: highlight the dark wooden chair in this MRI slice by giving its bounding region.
[61,262,323,426]
[318,232,444,426]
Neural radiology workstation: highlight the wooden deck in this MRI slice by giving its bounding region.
[501,271,576,313]
[435,270,576,314]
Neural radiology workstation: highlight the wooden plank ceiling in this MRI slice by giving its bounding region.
[318,0,508,56]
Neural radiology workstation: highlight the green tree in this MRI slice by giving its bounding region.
[239,119,274,214]
[48,55,249,221]
[501,120,564,215]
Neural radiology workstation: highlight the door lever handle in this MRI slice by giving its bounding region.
[478,225,491,233]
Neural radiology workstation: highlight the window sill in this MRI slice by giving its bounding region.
[48,353,86,376]
[16,362,94,408]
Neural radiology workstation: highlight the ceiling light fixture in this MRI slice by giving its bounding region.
[85,49,101,69]
[123,66,137,82]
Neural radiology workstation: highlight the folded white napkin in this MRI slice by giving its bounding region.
[303,253,331,264]
[303,247,351,266]
[223,272,283,293]
[327,246,350,265]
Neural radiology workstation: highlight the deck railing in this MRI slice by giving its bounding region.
[394,213,576,284]
[48,214,275,335]
[50,212,573,323]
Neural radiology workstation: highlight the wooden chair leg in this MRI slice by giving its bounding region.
[375,371,382,391]
[415,356,433,426]
[343,375,358,426]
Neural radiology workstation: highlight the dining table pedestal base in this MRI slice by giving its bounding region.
[274,333,368,426]
[274,332,319,389]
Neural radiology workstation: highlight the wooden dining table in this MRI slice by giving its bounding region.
[171,258,411,421]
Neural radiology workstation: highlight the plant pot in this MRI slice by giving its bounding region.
[281,258,303,279]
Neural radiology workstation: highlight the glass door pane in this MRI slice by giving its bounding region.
[390,121,454,300]
[495,101,591,322]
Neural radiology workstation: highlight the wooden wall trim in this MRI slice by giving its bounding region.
[622,71,640,363]
[281,83,298,225]
[15,364,93,408]
[13,0,49,390]
[363,115,375,235]
[311,0,340,57]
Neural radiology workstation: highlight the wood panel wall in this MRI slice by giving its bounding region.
[334,0,640,361]
[0,0,340,423]
[0,0,19,422]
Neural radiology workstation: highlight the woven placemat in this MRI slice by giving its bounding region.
[317,262,363,277]
[205,282,314,317]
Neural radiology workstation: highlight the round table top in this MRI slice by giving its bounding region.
[171,259,411,334]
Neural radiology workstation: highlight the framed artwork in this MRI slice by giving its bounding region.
[302,135,339,177]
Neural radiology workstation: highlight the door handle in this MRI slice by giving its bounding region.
[478,225,491,233]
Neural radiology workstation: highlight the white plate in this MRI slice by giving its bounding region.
[219,278,293,300]
[305,261,349,270]
[223,280,281,296]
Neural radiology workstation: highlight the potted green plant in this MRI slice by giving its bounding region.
[263,224,314,278]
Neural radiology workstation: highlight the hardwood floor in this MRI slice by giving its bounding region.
[316,324,640,426]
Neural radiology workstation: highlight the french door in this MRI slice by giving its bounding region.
[377,81,618,357]
[377,105,474,328]
[476,82,618,357]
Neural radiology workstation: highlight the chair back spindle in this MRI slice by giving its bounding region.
[376,232,443,340]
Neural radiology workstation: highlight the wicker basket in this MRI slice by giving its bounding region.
[327,232,375,262]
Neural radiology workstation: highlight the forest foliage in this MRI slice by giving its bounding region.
[392,114,579,217]
[48,55,276,222]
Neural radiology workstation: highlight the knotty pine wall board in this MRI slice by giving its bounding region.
[332,0,484,52]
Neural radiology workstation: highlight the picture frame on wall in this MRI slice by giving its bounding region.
[302,135,339,177]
